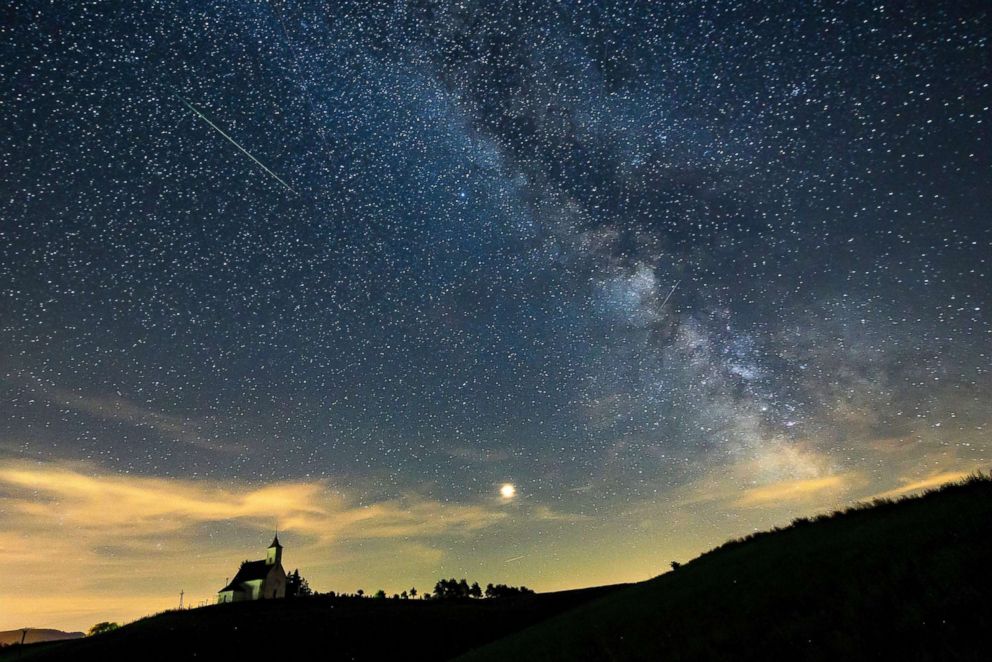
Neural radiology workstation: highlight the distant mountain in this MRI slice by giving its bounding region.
[458,474,992,661]
[0,629,83,646]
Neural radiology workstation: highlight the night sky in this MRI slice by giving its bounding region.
[1,0,989,629]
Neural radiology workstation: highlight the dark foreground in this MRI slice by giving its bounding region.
[5,475,990,662]
[0,585,620,662]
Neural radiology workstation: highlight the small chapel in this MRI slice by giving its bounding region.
[217,535,287,603]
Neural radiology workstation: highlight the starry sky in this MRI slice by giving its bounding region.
[1,0,989,630]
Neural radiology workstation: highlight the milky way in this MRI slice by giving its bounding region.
[1,0,989,628]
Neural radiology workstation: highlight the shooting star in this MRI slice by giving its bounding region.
[660,280,680,309]
[504,555,527,563]
[178,96,296,194]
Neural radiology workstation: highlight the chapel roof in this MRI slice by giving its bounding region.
[218,559,271,593]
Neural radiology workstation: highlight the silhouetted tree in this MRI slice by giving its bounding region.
[286,569,313,597]
[88,622,120,636]
[430,579,536,600]
[409,587,417,598]
[373,589,386,599]
[483,583,535,598]
[356,589,364,597]
[670,561,682,571]
[434,578,465,599]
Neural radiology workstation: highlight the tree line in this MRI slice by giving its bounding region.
[432,578,534,599]
[308,578,534,601]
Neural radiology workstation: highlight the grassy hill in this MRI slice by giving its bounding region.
[5,474,989,661]
[0,585,621,661]
[457,474,992,662]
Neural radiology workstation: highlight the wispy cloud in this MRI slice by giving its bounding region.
[6,370,249,453]
[870,470,974,500]
[666,439,859,510]
[530,505,592,522]
[44,389,246,453]
[734,475,850,507]
[443,446,514,463]
[0,461,507,543]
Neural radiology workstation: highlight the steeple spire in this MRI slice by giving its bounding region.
[266,532,283,566]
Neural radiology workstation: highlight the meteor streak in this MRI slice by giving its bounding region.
[660,280,680,309]
[178,96,296,194]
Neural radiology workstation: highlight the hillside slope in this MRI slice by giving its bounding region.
[458,476,992,662]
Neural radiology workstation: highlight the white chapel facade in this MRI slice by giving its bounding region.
[217,535,287,603]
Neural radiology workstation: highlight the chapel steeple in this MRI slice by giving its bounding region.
[266,533,283,566]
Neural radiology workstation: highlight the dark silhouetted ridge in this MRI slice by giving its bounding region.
[457,473,992,662]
